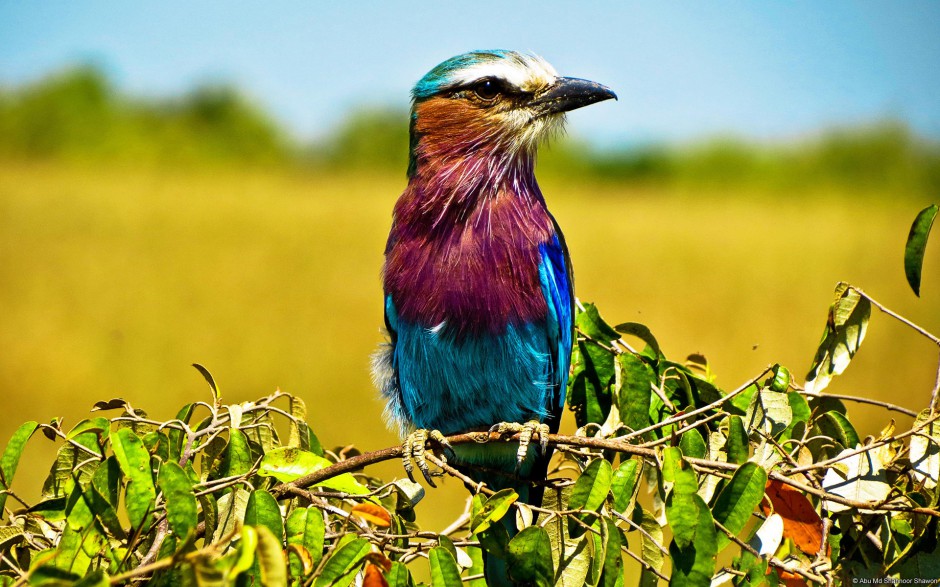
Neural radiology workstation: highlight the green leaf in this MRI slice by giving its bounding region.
[220,429,253,478]
[743,388,792,439]
[689,375,724,406]
[539,515,593,587]
[258,447,327,482]
[822,447,890,513]
[384,561,412,587]
[198,494,218,548]
[0,421,38,517]
[634,505,665,581]
[436,534,458,562]
[0,526,24,551]
[245,490,284,542]
[785,392,811,433]
[582,340,615,394]
[567,459,613,537]
[314,535,370,587]
[213,487,250,544]
[143,431,171,463]
[614,321,661,357]
[428,546,462,587]
[52,521,99,575]
[167,403,196,463]
[726,416,749,465]
[157,461,197,542]
[199,435,227,482]
[610,458,641,513]
[768,365,791,393]
[577,303,620,343]
[465,547,487,587]
[661,446,681,485]
[599,517,625,587]
[698,432,727,505]
[232,525,259,577]
[286,396,322,455]
[816,410,860,450]
[27,564,82,585]
[910,408,940,488]
[258,447,369,495]
[669,449,699,496]
[618,353,654,434]
[64,482,95,532]
[668,493,718,587]
[710,462,767,552]
[41,424,102,499]
[73,569,109,587]
[679,429,707,460]
[66,418,110,441]
[664,452,701,551]
[243,411,278,456]
[895,548,940,581]
[904,203,938,296]
[29,497,66,521]
[192,363,221,403]
[507,526,554,587]
[727,384,758,416]
[477,521,511,560]
[569,356,609,428]
[661,362,696,411]
[90,398,129,412]
[805,283,871,393]
[470,488,518,534]
[286,507,325,568]
[391,478,425,510]
[666,490,701,550]
[110,428,156,530]
[255,525,288,587]
[567,344,588,423]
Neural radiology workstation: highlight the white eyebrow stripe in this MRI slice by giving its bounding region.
[446,54,558,93]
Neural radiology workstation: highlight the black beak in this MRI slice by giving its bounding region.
[528,77,617,116]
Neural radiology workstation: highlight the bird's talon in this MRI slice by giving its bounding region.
[402,428,447,487]
[429,429,456,460]
[489,420,549,466]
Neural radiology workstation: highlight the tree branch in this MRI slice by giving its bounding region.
[268,430,940,519]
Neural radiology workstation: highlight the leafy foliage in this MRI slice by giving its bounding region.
[0,209,938,586]
[906,204,939,297]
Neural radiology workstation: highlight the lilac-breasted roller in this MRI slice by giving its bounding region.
[372,50,614,581]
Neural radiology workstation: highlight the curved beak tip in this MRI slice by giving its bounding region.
[530,77,618,115]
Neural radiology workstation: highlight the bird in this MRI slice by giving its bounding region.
[372,50,615,584]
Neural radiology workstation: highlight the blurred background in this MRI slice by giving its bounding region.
[1,1,939,530]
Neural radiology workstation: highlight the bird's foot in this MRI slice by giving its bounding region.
[402,428,453,488]
[489,420,551,471]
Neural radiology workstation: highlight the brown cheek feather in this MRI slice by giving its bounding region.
[415,98,498,150]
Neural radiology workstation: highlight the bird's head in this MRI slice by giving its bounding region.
[407,50,616,176]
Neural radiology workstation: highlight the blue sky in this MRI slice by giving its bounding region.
[1,1,938,146]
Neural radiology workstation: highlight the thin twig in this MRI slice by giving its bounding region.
[796,390,918,417]
[850,285,940,346]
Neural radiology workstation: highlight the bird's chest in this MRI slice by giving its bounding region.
[384,207,553,335]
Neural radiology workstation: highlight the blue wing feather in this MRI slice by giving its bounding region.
[537,235,573,412]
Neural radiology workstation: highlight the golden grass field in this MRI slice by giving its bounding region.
[1,160,938,531]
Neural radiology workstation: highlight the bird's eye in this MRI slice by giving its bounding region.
[472,79,501,101]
